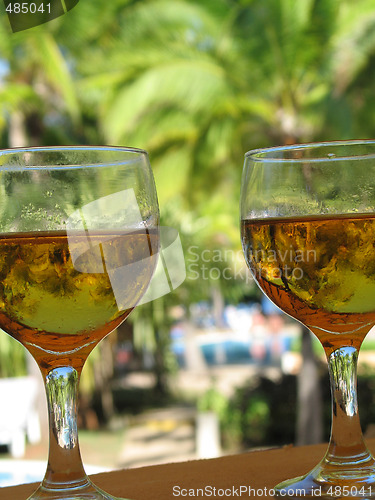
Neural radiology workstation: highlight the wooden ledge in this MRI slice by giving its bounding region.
[1,440,374,499]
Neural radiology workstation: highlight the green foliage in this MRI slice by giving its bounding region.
[219,371,375,450]
[197,386,228,418]
[2,0,375,398]
[0,332,27,378]
[239,395,271,446]
[196,378,287,450]
[132,296,179,395]
[224,375,298,448]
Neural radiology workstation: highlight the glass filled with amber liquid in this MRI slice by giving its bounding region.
[0,146,159,500]
[240,141,375,498]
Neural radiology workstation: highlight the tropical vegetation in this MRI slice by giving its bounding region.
[1,0,375,416]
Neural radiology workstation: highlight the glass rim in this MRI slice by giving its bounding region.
[245,139,375,163]
[0,144,148,156]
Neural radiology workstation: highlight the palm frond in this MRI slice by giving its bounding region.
[331,0,375,93]
[29,32,80,123]
[102,58,230,144]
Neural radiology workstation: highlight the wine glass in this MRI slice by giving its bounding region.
[240,140,375,498]
[0,146,159,499]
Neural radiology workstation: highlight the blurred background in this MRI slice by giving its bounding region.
[2,0,375,487]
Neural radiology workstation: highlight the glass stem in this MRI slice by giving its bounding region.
[325,346,372,467]
[41,366,90,491]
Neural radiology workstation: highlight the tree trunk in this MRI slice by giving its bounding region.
[94,338,115,422]
[296,326,323,445]
[211,284,225,328]
[9,110,28,147]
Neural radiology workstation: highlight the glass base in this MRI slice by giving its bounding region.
[27,477,132,500]
[274,459,375,499]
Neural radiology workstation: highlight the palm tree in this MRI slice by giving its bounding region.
[3,0,375,424]
[0,10,82,147]
[66,0,375,397]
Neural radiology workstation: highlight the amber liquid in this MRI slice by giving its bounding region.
[241,214,375,354]
[0,229,158,369]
